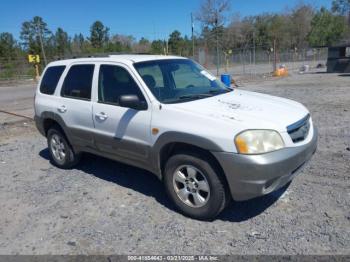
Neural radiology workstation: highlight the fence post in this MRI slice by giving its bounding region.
[273,39,277,72]
[249,48,252,76]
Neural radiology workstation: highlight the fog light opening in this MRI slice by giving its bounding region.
[263,177,279,194]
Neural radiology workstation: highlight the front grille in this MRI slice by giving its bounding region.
[287,114,310,143]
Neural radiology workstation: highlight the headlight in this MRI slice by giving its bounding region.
[235,130,284,154]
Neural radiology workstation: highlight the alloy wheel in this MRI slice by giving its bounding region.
[172,165,210,208]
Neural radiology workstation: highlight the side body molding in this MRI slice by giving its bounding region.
[36,115,224,180]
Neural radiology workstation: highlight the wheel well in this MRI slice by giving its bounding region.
[43,118,77,154]
[159,142,228,185]
[43,118,63,136]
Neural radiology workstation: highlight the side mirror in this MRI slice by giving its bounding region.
[118,95,147,110]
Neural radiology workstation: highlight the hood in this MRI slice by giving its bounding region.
[168,89,309,132]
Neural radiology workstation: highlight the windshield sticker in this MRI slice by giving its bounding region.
[200,70,216,81]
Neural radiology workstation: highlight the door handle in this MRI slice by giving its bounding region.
[95,112,108,121]
[57,105,67,113]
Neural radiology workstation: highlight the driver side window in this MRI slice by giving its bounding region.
[98,65,145,105]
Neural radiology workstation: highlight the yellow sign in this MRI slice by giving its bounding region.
[28,54,40,63]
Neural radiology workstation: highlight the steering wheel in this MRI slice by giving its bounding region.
[185,84,195,89]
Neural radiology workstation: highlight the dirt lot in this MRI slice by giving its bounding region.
[0,71,349,255]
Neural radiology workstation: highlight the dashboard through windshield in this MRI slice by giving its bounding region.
[134,59,232,104]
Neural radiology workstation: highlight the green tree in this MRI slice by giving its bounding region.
[139,37,149,46]
[20,16,52,56]
[89,21,109,49]
[308,7,347,46]
[133,37,150,53]
[226,16,255,49]
[55,27,70,57]
[112,34,134,51]
[71,33,85,54]
[181,35,193,56]
[168,30,184,55]
[267,14,290,49]
[104,41,123,53]
[253,14,272,48]
[0,32,17,61]
[290,4,314,49]
[150,40,165,54]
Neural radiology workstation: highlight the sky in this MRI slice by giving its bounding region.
[0,0,332,41]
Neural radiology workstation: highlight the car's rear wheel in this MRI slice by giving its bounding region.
[47,127,80,169]
[164,151,229,220]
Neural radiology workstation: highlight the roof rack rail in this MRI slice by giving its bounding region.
[55,52,154,60]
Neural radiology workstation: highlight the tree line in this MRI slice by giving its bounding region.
[197,0,349,53]
[0,0,349,66]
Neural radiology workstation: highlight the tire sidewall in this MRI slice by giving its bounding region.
[47,128,75,168]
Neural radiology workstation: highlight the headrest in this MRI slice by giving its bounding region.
[142,74,156,89]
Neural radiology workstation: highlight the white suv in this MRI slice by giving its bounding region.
[34,55,317,220]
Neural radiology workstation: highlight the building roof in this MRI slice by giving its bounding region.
[328,42,350,48]
[313,41,350,48]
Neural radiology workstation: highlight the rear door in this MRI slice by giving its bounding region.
[91,62,152,161]
[55,63,96,148]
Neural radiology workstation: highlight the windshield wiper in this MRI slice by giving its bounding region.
[178,93,213,100]
[164,91,231,104]
[208,88,233,94]
[163,94,212,104]
[178,90,233,101]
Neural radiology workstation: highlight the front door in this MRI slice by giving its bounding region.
[92,63,152,161]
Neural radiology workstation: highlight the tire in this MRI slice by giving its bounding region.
[164,151,229,220]
[47,126,81,169]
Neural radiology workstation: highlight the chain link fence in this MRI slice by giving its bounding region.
[0,57,37,81]
[194,47,328,77]
[0,47,328,82]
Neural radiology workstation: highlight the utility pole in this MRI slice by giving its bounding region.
[37,21,47,66]
[273,38,277,72]
[191,13,195,58]
[215,11,219,76]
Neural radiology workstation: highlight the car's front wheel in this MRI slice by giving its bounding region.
[47,126,80,169]
[164,151,229,220]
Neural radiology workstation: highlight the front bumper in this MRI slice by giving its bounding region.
[213,127,318,201]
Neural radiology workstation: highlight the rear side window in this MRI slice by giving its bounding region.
[61,64,94,100]
[40,66,65,95]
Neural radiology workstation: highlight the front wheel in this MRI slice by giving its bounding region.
[164,152,229,220]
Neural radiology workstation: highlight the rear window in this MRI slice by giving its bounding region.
[61,64,94,100]
[39,66,66,95]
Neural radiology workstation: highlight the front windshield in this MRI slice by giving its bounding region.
[134,59,232,103]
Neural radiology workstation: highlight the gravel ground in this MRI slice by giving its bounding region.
[0,71,349,255]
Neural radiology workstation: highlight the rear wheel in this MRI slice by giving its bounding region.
[164,151,229,220]
[47,127,80,169]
